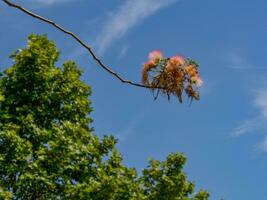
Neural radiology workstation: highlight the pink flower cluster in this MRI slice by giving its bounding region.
[143,50,203,87]
[142,50,203,102]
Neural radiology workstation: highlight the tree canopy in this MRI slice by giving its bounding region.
[0,34,209,200]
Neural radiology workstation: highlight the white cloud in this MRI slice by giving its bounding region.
[232,117,263,137]
[95,0,177,55]
[226,50,267,151]
[232,86,267,152]
[34,0,66,5]
[258,136,267,152]
[117,45,129,60]
[254,90,267,119]
[227,49,247,66]
[225,49,266,70]
[225,49,254,70]
[254,88,267,152]
[26,0,75,6]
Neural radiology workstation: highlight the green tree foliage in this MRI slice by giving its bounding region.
[0,34,209,199]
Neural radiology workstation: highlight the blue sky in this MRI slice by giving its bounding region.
[1,0,267,199]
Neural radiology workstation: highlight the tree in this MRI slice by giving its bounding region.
[0,35,209,199]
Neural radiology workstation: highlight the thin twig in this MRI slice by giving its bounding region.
[2,0,157,89]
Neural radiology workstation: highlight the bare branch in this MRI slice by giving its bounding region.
[2,0,155,89]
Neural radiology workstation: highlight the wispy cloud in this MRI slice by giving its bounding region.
[117,45,129,60]
[227,50,267,150]
[34,0,67,5]
[95,0,177,55]
[26,0,77,6]
[226,49,247,68]
[232,86,267,152]
[225,49,266,70]
[254,89,267,118]
[254,89,267,152]
[232,117,263,137]
[257,135,267,152]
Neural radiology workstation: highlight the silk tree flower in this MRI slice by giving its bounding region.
[170,55,185,66]
[166,55,185,71]
[141,50,202,102]
[184,65,198,77]
[148,50,163,64]
[191,76,203,87]
[143,60,156,69]
[142,60,157,85]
